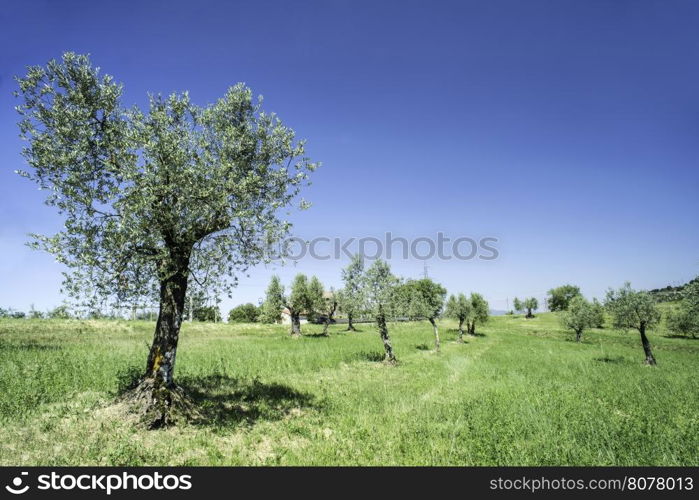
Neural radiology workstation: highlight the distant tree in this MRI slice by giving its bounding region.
[48,304,71,319]
[547,285,581,311]
[320,288,339,336]
[605,283,661,365]
[15,53,317,425]
[228,303,260,323]
[261,275,285,324]
[445,293,472,343]
[362,259,400,363]
[306,276,325,324]
[193,305,221,322]
[0,308,10,318]
[286,274,312,337]
[560,296,595,342]
[667,278,699,338]
[513,297,524,315]
[523,297,538,318]
[28,305,44,319]
[590,298,605,328]
[467,293,489,335]
[401,279,447,351]
[338,254,365,331]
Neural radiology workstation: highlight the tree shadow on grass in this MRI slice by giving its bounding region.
[0,340,62,352]
[178,374,318,428]
[594,356,627,364]
[345,350,385,362]
[415,343,430,351]
[663,334,699,340]
[115,370,318,429]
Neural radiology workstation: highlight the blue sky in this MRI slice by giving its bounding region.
[1,0,698,314]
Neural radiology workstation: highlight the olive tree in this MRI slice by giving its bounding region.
[523,297,538,318]
[605,283,661,365]
[362,259,400,363]
[512,297,524,315]
[546,284,581,311]
[306,275,325,324]
[560,296,595,342]
[286,274,311,337]
[444,293,471,343]
[15,53,317,426]
[467,293,489,335]
[667,278,699,338]
[320,287,339,336]
[401,279,446,351]
[338,254,365,331]
[590,298,605,328]
[261,275,285,324]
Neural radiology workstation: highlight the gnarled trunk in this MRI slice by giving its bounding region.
[322,318,330,336]
[347,313,356,331]
[376,310,396,363]
[457,319,465,343]
[639,322,657,366]
[429,317,440,351]
[130,257,199,428]
[575,330,582,342]
[468,320,476,336]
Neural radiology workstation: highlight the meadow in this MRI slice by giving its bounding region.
[0,312,696,466]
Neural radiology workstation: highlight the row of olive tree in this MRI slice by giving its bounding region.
[260,257,491,360]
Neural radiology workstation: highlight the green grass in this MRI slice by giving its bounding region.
[0,313,696,465]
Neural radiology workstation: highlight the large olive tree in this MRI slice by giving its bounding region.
[15,53,317,426]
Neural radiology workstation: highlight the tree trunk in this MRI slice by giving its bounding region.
[526,308,533,318]
[429,317,440,351]
[457,319,464,343]
[575,329,582,342]
[347,313,356,331]
[468,320,476,336]
[322,318,330,336]
[639,322,657,366]
[376,311,396,363]
[131,260,200,428]
[290,312,301,337]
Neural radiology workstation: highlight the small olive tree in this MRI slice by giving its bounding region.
[605,283,661,365]
[590,298,605,328]
[560,296,595,342]
[401,279,446,351]
[513,297,524,315]
[445,293,472,343]
[338,254,365,331]
[362,259,400,363]
[467,293,489,335]
[667,278,699,339]
[286,274,312,337]
[261,275,285,324]
[523,297,538,318]
[14,53,317,425]
[320,288,339,336]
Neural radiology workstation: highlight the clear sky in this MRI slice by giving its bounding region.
[1,0,698,314]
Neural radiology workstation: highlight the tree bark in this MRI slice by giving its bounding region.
[346,313,356,331]
[133,257,198,428]
[457,319,464,343]
[639,322,657,366]
[322,318,330,336]
[575,330,582,342]
[468,320,476,336]
[376,311,396,363]
[145,272,188,386]
[429,317,440,351]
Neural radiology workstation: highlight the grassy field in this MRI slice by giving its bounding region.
[0,312,697,466]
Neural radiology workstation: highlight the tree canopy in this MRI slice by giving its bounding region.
[546,285,581,311]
